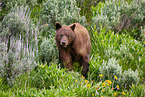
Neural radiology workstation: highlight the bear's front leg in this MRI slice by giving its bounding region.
[80,56,89,78]
[59,49,73,70]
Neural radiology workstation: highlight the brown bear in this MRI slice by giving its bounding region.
[55,22,91,77]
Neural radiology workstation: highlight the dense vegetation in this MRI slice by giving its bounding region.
[0,0,145,96]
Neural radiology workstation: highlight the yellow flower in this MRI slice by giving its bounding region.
[102,89,105,92]
[143,41,145,44]
[114,93,117,96]
[92,94,94,96]
[101,96,103,97]
[107,84,110,86]
[75,80,77,82]
[87,84,90,88]
[102,82,106,87]
[85,80,88,83]
[99,74,103,77]
[114,75,118,80]
[106,80,112,84]
[116,85,119,89]
[122,91,126,95]
[82,75,85,79]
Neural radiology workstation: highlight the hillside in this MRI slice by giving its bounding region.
[0,0,145,96]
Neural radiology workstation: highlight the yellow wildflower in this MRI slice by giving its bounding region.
[75,80,77,82]
[101,96,103,97]
[99,74,103,77]
[107,84,110,86]
[85,80,88,83]
[102,89,105,92]
[143,41,145,44]
[106,80,112,84]
[92,94,94,96]
[117,85,119,89]
[114,93,117,96]
[114,75,118,80]
[82,75,85,79]
[87,84,90,88]
[122,91,126,95]
[102,82,106,87]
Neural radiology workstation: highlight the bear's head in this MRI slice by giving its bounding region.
[55,22,76,48]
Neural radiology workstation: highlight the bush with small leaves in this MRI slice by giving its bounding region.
[40,0,86,37]
[91,0,145,39]
[0,5,39,86]
[38,38,58,65]
[99,58,139,90]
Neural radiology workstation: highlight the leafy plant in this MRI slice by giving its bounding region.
[91,0,145,39]
[37,38,58,65]
[38,0,86,37]
[0,5,39,86]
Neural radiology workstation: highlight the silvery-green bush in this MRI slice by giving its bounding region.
[99,58,139,89]
[0,5,39,85]
[39,0,86,37]
[1,5,36,42]
[38,38,58,65]
[92,0,145,36]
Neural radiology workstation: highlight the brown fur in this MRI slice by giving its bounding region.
[55,22,91,77]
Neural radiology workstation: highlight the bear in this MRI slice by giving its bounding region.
[55,22,91,77]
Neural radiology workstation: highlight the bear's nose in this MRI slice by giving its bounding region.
[62,41,66,45]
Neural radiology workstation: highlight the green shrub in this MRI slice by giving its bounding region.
[39,0,86,37]
[123,69,139,89]
[98,58,139,90]
[0,5,39,86]
[38,38,58,65]
[91,0,145,39]
[1,5,36,42]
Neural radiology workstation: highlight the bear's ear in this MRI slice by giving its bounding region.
[55,22,62,31]
[70,24,76,31]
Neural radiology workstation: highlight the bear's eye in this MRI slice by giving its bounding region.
[67,35,69,38]
[60,34,63,38]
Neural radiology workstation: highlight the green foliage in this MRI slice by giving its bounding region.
[129,84,145,97]
[91,26,145,72]
[41,0,86,26]
[99,58,139,90]
[0,5,39,86]
[37,38,58,65]
[92,0,145,39]
[1,5,35,41]
[0,0,145,96]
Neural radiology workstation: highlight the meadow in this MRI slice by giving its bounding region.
[0,0,145,96]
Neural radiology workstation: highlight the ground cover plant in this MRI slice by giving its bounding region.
[0,0,145,96]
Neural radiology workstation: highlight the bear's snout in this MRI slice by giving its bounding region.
[62,41,66,45]
[60,40,68,47]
